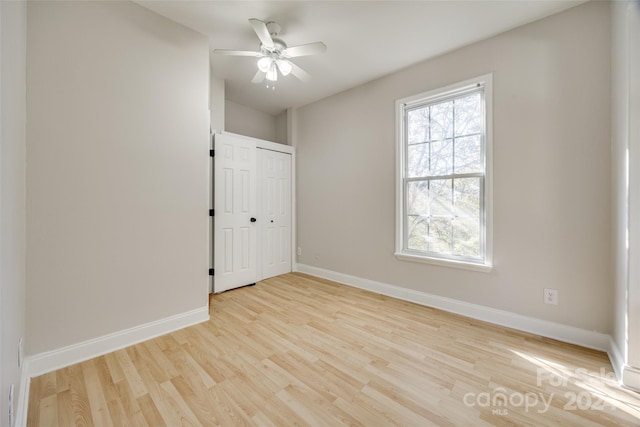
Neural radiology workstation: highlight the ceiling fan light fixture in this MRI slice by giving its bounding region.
[214,19,326,85]
[266,63,278,81]
[257,56,273,73]
[276,59,292,76]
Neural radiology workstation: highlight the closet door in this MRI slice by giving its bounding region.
[261,149,292,280]
[213,134,257,292]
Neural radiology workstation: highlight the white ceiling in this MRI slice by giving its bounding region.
[137,1,585,116]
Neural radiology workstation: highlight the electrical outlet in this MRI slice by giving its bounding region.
[297,247,302,256]
[8,384,14,427]
[544,288,558,305]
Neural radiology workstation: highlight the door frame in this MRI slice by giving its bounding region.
[210,131,296,292]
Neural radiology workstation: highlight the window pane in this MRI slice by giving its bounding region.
[453,178,480,219]
[454,92,482,137]
[408,108,429,144]
[453,217,480,257]
[429,179,452,217]
[407,143,429,177]
[407,216,428,251]
[453,178,480,258]
[430,139,453,176]
[430,101,453,141]
[407,181,428,215]
[429,218,452,254]
[400,79,487,264]
[454,135,482,174]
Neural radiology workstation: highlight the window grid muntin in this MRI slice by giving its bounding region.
[402,86,486,263]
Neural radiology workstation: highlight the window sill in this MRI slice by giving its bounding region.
[394,252,493,273]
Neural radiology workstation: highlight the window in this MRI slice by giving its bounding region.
[395,75,492,271]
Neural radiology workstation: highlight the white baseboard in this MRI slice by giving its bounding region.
[27,306,209,378]
[296,264,611,352]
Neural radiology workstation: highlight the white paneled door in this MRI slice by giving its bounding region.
[260,149,292,280]
[214,134,257,293]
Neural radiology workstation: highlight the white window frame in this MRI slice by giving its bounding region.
[395,74,493,272]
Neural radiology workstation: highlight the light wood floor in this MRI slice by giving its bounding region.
[28,273,640,426]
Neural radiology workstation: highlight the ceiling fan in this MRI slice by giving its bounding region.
[213,19,326,86]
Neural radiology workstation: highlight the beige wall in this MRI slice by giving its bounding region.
[26,1,210,354]
[296,1,611,332]
[275,111,288,145]
[225,99,277,142]
[210,73,225,133]
[1,0,27,419]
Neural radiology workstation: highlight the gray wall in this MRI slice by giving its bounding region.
[1,0,27,421]
[26,1,210,355]
[225,99,278,142]
[296,1,612,332]
[275,111,288,146]
[210,73,225,132]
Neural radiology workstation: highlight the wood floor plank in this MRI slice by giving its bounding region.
[114,349,147,400]
[56,390,73,427]
[66,363,94,427]
[275,385,347,427]
[158,379,203,426]
[333,395,388,427]
[136,362,196,427]
[38,394,57,427]
[38,372,57,399]
[80,359,114,427]
[210,382,253,427]
[169,374,222,426]
[136,394,164,427]
[219,352,279,402]
[102,353,124,385]
[113,378,144,422]
[128,341,172,385]
[258,392,311,427]
[27,273,640,426]
[95,357,131,427]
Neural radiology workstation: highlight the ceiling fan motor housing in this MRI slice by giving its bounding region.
[262,38,287,56]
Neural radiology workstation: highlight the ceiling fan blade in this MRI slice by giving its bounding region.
[284,42,327,58]
[251,69,265,84]
[213,49,261,57]
[290,62,311,83]
[249,18,274,49]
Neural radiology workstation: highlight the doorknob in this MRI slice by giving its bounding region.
[250,217,257,223]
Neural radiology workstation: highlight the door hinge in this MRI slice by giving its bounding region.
[210,149,214,157]
[209,268,214,276]
[209,209,214,217]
